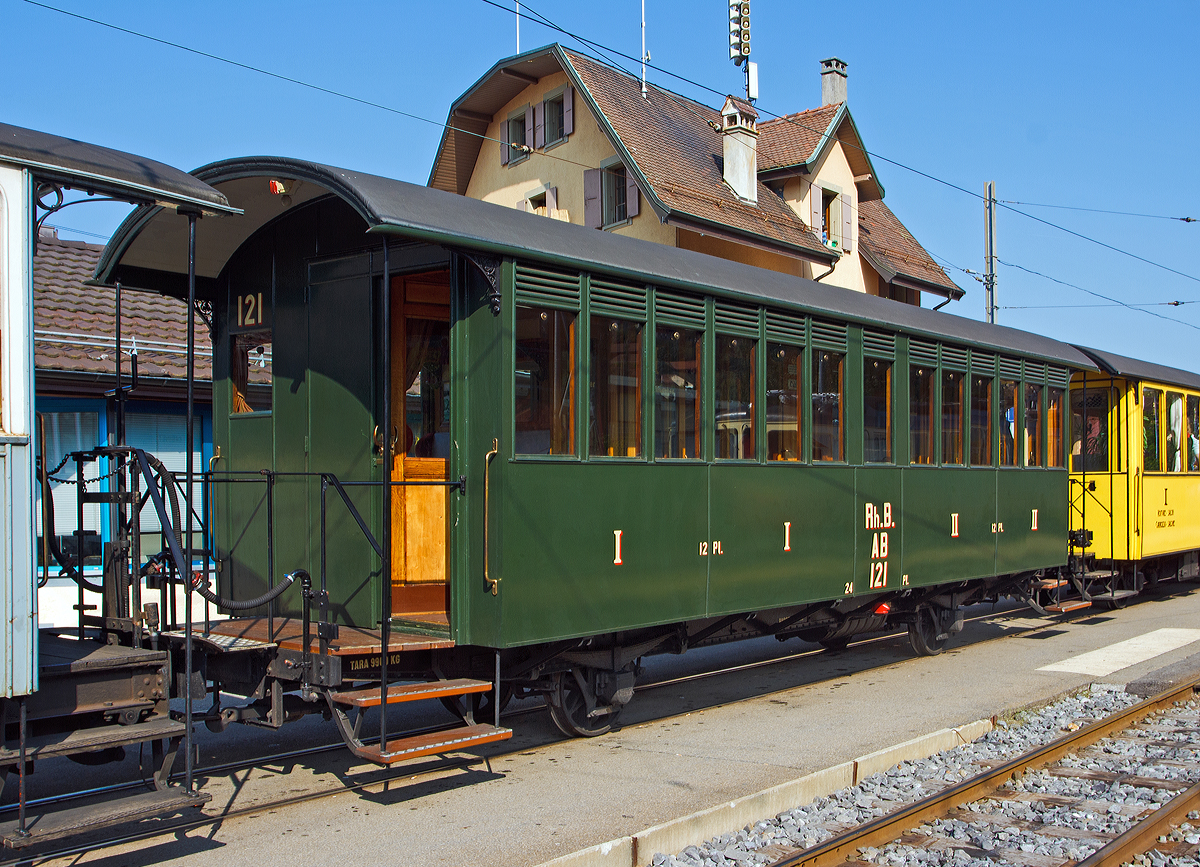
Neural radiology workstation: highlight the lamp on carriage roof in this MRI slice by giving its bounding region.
[269,178,297,207]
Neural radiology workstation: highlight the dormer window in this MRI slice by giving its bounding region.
[810,184,853,252]
[501,105,532,166]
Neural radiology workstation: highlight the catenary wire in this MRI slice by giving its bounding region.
[999,200,1196,222]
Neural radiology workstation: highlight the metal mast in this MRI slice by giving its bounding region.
[984,181,997,324]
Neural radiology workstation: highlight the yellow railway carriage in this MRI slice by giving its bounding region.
[1068,347,1200,603]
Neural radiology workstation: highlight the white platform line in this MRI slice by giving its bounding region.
[1038,628,1200,677]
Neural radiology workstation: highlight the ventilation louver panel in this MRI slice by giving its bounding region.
[1048,366,1070,389]
[590,277,647,319]
[942,345,968,371]
[654,290,706,329]
[515,263,581,309]
[998,357,1023,380]
[910,339,939,367]
[714,300,759,336]
[863,330,896,360]
[765,311,806,346]
[811,320,848,352]
[1025,361,1048,384]
[970,350,996,375]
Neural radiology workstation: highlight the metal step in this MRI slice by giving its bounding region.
[0,716,186,763]
[329,678,492,708]
[356,723,511,765]
[1034,578,1069,590]
[0,788,210,848]
[1045,600,1093,614]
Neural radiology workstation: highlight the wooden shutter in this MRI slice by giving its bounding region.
[546,186,557,211]
[563,86,574,135]
[534,102,545,149]
[584,168,601,229]
[524,111,534,153]
[626,173,639,218]
[500,118,510,166]
[810,184,822,234]
[841,194,853,252]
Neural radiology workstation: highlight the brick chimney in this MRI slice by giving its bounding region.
[821,57,848,105]
[720,95,759,204]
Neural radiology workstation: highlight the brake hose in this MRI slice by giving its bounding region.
[190,570,296,611]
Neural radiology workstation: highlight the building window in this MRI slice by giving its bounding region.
[585,162,639,229]
[863,359,892,463]
[714,336,755,460]
[767,344,801,461]
[524,185,559,218]
[515,306,576,455]
[545,94,565,146]
[810,185,850,251]
[590,317,642,458]
[1143,388,1162,471]
[971,376,993,466]
[909,365,934,465]
[502,106,531,166]
[603,163,628,226]
[812,350,843,461]
[654,326,702,459]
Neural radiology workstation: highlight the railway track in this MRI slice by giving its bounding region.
[755,677,1200,867]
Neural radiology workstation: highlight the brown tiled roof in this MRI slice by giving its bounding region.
[33,234,213,382]
[564,50,830,260]
[857,199,961,296]
[757,105,840,172]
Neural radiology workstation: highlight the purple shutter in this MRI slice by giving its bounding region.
[524,110,534,155]
[841,195,853,251]
[810,185,822,236]
[546,186,558,212]
[625,173,639,218]
[534,102,545,149]
[584,168,601,229]
[500,119,510,166]
[563,86,574,136]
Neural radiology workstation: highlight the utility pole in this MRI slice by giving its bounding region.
[641,0,647,98]
[984,181,997,324]
[516,1,520,53]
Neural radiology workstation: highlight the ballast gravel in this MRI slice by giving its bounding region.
[652,685,1200,867]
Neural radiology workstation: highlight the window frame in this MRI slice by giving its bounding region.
[600,157,630,229]
[505,104,531,166]
[588,314,646,461]
[863,356,893,464]
[541,85,569,150]
[512,303,578,458]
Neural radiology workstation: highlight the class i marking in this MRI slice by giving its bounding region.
[783,521,791,552]
[1031,509,1038,531]
[613,530,623,565]
[950,513,959,538]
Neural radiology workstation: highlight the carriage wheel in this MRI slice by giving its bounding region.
[547,669,617,737]
[908,606,947,657]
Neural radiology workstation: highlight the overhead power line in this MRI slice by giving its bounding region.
[999,200,1196,223]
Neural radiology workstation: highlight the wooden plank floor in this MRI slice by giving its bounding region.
[204,617,454,655]
[38,633,168,676]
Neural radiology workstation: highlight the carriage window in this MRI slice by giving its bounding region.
[971,376,993,466]
[714,336,756,460]
[655,326,702,459]
[1047,388,1065,468]
[1143,388,1162,471]
[1070,387,1109,472]
[404,319,451,458]
[864,359,892,463]
[999,380,1018,466]
[231,331,272,414]
[590,318,642,458]
[515,306,576,455]
[1166,392,1184,472]
[766,343,801,461]
[941,371,964,465]
[812,351,843,461]
[909,365,934,465]
[1025,385,1043,467]
[1188,395,1200,472]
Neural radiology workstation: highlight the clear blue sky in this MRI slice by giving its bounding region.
[6,0,1198,371]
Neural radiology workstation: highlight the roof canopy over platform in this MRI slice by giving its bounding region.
[99,155,1093,370]
[1074,346,1200,391]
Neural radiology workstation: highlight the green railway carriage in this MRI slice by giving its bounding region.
[99,157,1096,740]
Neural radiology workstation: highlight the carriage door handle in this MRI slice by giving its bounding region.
[484,438,499,595]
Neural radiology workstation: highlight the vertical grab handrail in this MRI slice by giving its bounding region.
[484,439,499,595]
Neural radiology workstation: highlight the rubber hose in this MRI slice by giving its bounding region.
[191,571,295,611]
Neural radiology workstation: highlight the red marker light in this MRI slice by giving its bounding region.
[873,602,891,615]
[269,179,287,195]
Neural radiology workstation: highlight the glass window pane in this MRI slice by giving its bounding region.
[812,350,844,461]
[971,376,993,466]
[404,319,451,458]
[1047,388,1065,468]
[655,326,702,459]
[864,359,892,463]
[1143,388,1161,471]
[1025,384,1043,467]
[767,343,801,461]
[1070,387,1109,472]
[1167,392,1184,472]
[231,330,272,414]
[714,336,756,460]
[515,306,576,455]
[1188,395,1200,472]
[589,317,643,457]
[941,370,964,465]
[909,365,934,465]
[999,380,1019,466]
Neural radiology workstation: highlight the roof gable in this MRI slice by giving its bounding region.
[758,103,884,200]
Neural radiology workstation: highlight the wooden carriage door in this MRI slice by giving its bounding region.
[390,271,452,622]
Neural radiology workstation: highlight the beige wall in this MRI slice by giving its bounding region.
[677,229,806,278]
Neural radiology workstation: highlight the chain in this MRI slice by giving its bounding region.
[48,461,124,487]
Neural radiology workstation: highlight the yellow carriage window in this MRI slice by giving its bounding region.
[1188,395,1200,472]
[1070,388,1108,472]
[714,336,756,460]
[999,380,1019,466]
[970,376,993,466]
[589,317,643,458]
[655,326,702,459]
[864,359,893,463]
[1166,392,1184,472]
[515,306,576,455]
[1047,388,1065,468]
[766,344,801,461]
[941,370,964,465]
[1143,388,1162,471]
[1025,384,1043,467]
[909,365,934,465]
[812,351,844,461]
